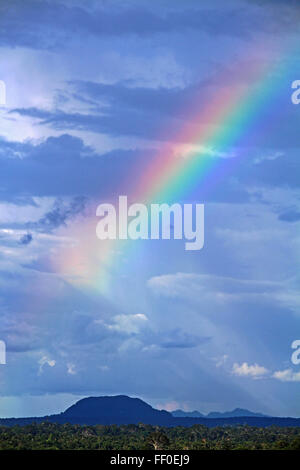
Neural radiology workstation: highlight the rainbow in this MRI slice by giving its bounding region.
[54,40,292,294]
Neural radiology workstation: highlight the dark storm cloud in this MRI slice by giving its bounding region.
[0,134,150,199]
[28,196,87,232]
[0,0,288,51]
[1,131,299,208]
[157,329,210,349]
[19,233,33,245]
[278,210,300,223]
[0,133,255,205]
[11,67,299,148]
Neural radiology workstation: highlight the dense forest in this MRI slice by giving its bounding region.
[1,422,300,450]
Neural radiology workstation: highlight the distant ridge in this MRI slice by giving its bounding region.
[0,395,299,428]
[172,407,266,419]
[172,409,205,418]
[206,408,266,419]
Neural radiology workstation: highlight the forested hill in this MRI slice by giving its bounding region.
[1,395,300,428]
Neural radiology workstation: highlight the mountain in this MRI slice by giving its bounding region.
[62,395,174,425]
[172,407,266,419]
[172,409,205,418]
[206,408,266,419]
[0,395,299,428]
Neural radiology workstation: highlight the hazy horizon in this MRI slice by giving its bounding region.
[0,393,284,419]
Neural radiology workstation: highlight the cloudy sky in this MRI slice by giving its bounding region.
[0,0,300,418]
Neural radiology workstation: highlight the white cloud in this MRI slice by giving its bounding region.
[156,400,180,412]
[273,369,300,382]
[67,363,76,375]
[253,151,284,165]
[232,362,269,378]
[0,198,55,225]
[171,143,237,160]
[107,313,148,334]
[215,354,229,368]
[147,272,280,300]
[38,355,56,374]
[147,272,300,314]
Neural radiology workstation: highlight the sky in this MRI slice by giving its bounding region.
[0,0,300,418]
